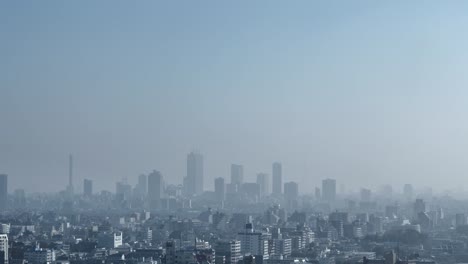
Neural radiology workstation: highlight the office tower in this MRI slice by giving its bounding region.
[256,173,270,197]
[214,177,225,202]
[360,188,371,202]
[115,180,132,204]
[284,182,299,200]
[0,234,7,264]
[414,199,426,217]
[13,189,26,209]
[185,152,204,195]
[83,179,93,197]
[0,175,7,212]
[272,162,282,194]
[403,184,413,201]
[148,170,163,209]
[230,164,243,186]
[456,213,467,227]
[322,179,336,202]
[68,154,74,195]
[138,174,147,196]
[314,187,321,200]
[241,183,261,202]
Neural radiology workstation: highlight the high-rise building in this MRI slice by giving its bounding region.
[404,184,413,201]
[256,173,270,197]
[13,189,25,209]
[272,162,282,194]
[314,187,321,200]
[214,177,225,202]
[138,174,147,196]
[360,188,371,202]
[185,152,204,195]
[0,175,7,212]
[0,234,7,264]
[148,170,164,209]
[67,154,74,195]
[284,182,299,202]
[322,179,336,202]
[83,179,93,197]
[230,164,243,186]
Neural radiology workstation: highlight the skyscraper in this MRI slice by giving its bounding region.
[186,152,204,195]
[404,184,413,201]
[360,188,371,202]
[322,178,336,202]
[83,179,93,197]
[230,164,243,186]
[148,170,163,209]
[256,173,270,197]
[68,154,74,195]
[284,181,299,201]
[138,174,147,196]
[214,177,225,202]
[0,175,6,212]
[272,162,282,194]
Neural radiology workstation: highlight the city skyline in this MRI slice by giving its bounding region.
[3,1,468,193]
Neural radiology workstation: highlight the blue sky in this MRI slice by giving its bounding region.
[2,1,468,193]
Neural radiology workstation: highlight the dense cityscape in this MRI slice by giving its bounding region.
[4,1,468,264]
[2,153,468,264]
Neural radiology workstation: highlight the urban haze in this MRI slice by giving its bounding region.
[1,1,468,264]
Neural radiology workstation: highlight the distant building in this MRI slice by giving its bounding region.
[404,184,413,201]
[272,162,282,194]
[414,199,426,218]
[322,179,336,202]
[314,187,321,200]
[215,177,225,202]
[284,182,299,209]
[0,234,7,264]
[83,179,93,197]
[360,188,371,202]
[0,175,7,212]
[138,174,147,196]
[256,173,270,197]
[241,183,261,202]
[115,181,132,202]
[230,164,243,186]
[456,213,467,227]
[148,170,164,209]
[185,152,204,195]
[13,189,26,208]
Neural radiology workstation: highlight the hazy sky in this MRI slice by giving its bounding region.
[2,1,468,193]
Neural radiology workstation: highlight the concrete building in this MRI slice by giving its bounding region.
[148,170,164,210]
[185,152,204,195]
[0,234,7,264]
[322,179,336,202]
[0,175,7,212]
[256,173,270,197]
[272,162,282,194]
[215,240,242,264]
[215,177,225,203]
[230,164,243,186]
[83,179,93,197]
[237,223,269,256]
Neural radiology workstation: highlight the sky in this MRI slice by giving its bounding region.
[2,1,468,193]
